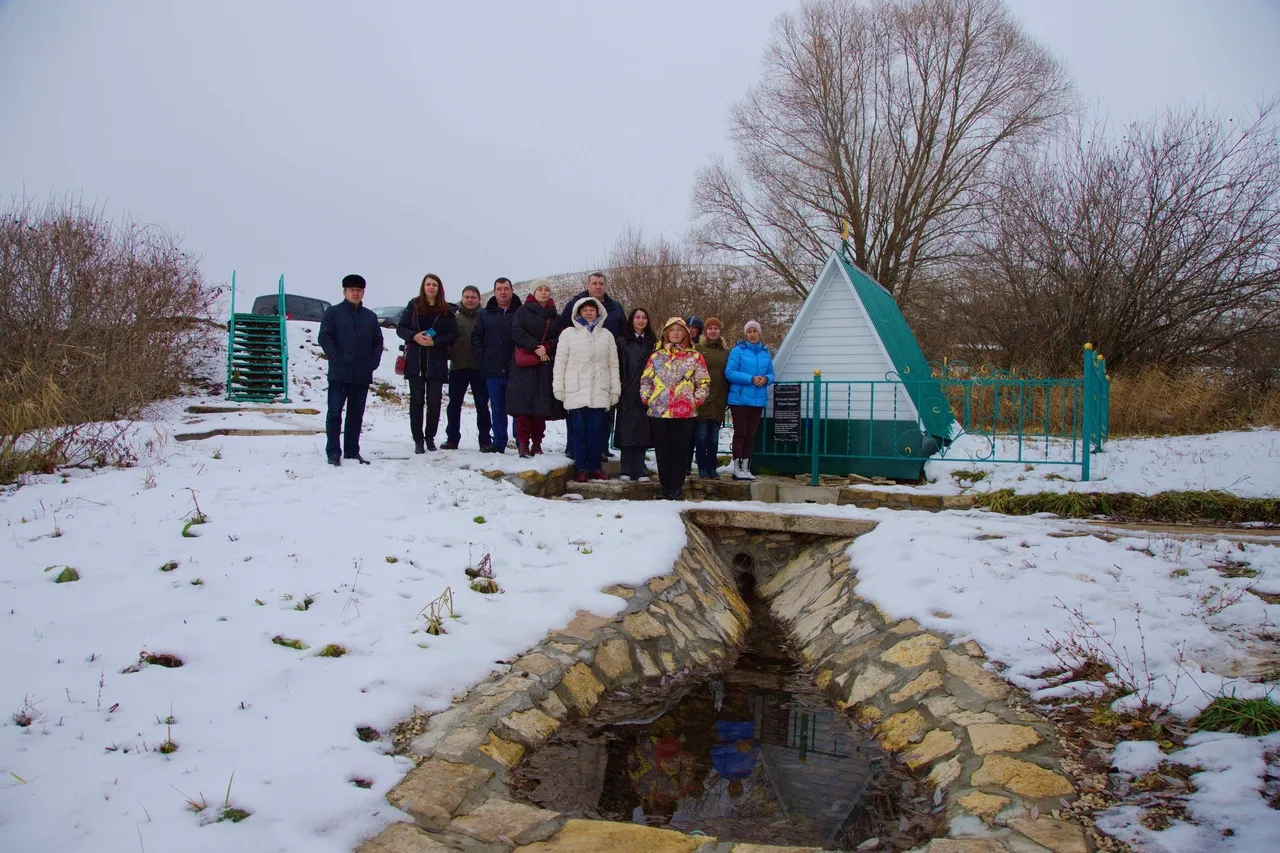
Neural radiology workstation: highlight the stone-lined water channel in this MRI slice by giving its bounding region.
[358,510,1087,853]
[510,589,890,848]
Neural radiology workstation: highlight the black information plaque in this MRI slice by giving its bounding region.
[773,382,802,443]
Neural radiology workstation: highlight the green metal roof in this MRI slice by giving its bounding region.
[835,251,957,441]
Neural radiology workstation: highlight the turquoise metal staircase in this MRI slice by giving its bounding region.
[226,272,290,403]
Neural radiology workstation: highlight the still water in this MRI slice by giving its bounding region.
[512,601,887,849]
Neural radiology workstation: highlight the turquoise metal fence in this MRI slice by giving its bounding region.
[756,345,1110,485]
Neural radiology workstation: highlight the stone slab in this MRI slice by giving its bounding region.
[174,428,324,441]
[941,650,1011,701]
[355,822,456,852]
[565,480,661,500]
[956,791,1011,819]
[1008,817,1089,853]
[682,509,877,538]
[967,723,1041,755]
[877,709,928,752]
[550,610,616,641]
[519,818,708,852]
[970,755,1074,799]
[776,484,842,505]
[927,841,1009,853]
[386,759,493,830]
[498,707,561,748]
[891,670,944,703]
[904,728,960,769]
[450,798,566,845]
[594,638,633,680]
[881,634,945,668]
[558,663,605,714]
[478,732,525,769]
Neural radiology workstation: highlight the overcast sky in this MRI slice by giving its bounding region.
[0,0,1276,305]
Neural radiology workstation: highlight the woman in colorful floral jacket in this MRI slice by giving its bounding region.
[640,317,710,500]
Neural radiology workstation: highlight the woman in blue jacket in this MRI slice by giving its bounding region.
[724,320,775,480]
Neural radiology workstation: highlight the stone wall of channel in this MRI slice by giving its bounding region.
[362,522,807,852]
[745,532,1089,853]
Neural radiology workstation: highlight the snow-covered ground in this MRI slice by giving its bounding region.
[913,430,1280,497]
[2,323,1278,852]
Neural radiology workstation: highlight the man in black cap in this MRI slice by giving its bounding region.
[318,274,383,465]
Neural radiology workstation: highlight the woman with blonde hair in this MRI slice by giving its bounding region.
[640,317,710,500]
[396,273,458,453]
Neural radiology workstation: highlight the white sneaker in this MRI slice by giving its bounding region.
[619,475,633,482]
[637,476,651,483]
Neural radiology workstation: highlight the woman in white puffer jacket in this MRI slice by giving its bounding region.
[554,296,621,481]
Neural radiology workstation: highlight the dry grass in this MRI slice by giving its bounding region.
[1108,369,1280,437]
[977,489,1279,524]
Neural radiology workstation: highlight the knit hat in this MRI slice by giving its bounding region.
[686,315,704,330]
[530,277,551,292]
[703,317,722,331]
[744,320,762,335]
[342,274,366,289]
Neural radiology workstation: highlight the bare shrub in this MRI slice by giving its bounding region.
[692,0,1074,300]
[957,103,1280,374]
[604,228,796,343]
[1038,600,1182,715]
[0,197,217,482]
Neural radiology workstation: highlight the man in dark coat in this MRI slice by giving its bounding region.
[318,274,383,465]
[471,277,521,453]
[559,272,624,454]
[559,271,624,335]
[442,285,491,450]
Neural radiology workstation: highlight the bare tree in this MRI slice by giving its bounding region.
[959,104,1280,372]
[604,228,795,343]
[692,0,1074,302]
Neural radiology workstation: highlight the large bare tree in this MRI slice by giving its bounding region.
[692,0,1074,302]
[957,104,1280,372]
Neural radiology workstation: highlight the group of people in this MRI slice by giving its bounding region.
[319,271,776,500]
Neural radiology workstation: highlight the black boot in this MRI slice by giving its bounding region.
[415,441,425,455]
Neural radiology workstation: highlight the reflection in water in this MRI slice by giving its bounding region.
[513,604,885,849]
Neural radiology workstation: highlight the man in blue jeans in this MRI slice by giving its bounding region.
[471,277,521,453]
[317,274,383,465]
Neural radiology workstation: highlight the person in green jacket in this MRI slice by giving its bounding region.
[441,285,491,450]
[693,317,730,479]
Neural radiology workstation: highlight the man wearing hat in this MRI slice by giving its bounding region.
[318,274,384,465]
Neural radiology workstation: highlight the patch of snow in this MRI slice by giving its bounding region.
[1097,731,1280,851]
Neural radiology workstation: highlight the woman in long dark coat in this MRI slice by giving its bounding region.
[396,273,458,453]
[507,280,565,455]
[615,307,656,481]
